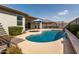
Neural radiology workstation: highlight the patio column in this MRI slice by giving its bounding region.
[40,22,42,29]
[22,17,25,32]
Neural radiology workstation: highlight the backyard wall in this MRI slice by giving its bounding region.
[65,29,79,53]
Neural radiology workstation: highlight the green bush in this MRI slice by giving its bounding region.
[8,26,23,36]
[77,31,79,39]
[67,24,79,34]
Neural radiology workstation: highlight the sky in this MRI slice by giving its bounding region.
[5,4,79,22]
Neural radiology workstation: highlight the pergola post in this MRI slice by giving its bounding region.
[40,22,42,29]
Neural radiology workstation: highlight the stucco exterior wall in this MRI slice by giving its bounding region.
[0,9,25,34]
[30,22,35,29]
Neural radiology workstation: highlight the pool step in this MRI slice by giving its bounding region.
[55,31,65,40]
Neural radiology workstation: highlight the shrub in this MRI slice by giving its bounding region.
[67,24,79,34]
[8,26,23,36]
[6,46,22,54]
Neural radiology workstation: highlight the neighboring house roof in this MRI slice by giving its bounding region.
[42,19,54,22]
[34,19,57,24]
[0,5,37,19]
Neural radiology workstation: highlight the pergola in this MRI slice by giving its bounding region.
[33,19,43,29]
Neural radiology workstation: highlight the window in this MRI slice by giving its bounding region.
[17,16,23,26]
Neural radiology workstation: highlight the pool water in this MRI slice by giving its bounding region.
[26,30,65,42]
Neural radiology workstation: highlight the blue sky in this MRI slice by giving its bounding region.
[5,4,79,22]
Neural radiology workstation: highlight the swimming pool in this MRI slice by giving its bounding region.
[26,30,65,42]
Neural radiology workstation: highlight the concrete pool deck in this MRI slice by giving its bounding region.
[15,29,64,54]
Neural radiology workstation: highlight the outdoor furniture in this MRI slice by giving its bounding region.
[0,35,13,47]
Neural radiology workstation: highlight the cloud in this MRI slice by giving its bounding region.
[47,10,69,21]
[58,10,69,16]
[52,16,60,19]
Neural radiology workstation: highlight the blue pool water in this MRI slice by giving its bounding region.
[26,30,65,42]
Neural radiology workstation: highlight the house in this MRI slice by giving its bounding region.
[42,19,57,28]
[0,5,37,34]
[56,21,68,28]
[0,5,58,35]
[0,5,37,53]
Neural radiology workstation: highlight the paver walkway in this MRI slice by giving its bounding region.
[64,37,76,54]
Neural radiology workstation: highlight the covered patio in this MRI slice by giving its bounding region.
[25,16,37,30]
[25,17,58,30]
